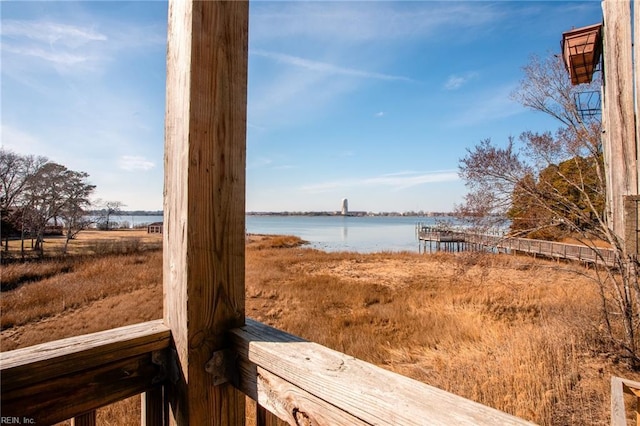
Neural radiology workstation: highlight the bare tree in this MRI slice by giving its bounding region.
[458,54,640,368]
[0,149,47,250]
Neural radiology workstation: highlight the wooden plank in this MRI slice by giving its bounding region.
[602,0,637,240]
[612,376,629,426]
[72,411,96,426]
[238,356,368,426]
[2,353,162,425]
[0,320,170,392]
[231,319,534,426]
[163,0,248,424]
[621,377,640,396]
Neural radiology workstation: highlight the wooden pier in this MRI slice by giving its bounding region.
[416,226,467,253]
[417,226,617,266]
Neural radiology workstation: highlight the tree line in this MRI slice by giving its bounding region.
[0,149,124,257]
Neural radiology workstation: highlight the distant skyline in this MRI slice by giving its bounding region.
[1,1,603,213]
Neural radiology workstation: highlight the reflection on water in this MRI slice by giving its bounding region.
[341,224,348,241]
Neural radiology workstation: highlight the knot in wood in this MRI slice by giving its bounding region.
[292,408,312,426]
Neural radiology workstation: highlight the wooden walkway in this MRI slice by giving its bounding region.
[417,226,617,266]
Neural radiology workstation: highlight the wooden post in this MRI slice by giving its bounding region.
[142,388,165,426]
[71,411,96,426]
[602,0,638,241]
[164,0,248,424]
[635,0,640,206]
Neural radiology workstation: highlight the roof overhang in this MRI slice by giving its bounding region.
[562,23,603,85]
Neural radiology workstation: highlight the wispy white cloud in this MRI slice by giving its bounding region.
[375,111,385,118]
[301,170,459,193]
[248,157,299,171]
[249,60,356,127]
[444,72,478,90]
[274,164,298,170]
[1,20,107,69]
[251,2,503,43]
[118,156,155,171]
[1,18,164,73]
[248,157,273,170]
[1,20,107,46]
[252,50,414,82]
[448,84,524,126]
[247,122,267,131]
[3,44,94,66]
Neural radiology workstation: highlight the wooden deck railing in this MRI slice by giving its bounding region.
[0,320,170,425]
[0,318,535,425]
[611,376,640,426]
[231,319,533,425]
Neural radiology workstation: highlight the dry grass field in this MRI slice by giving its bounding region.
[1,230,638,425]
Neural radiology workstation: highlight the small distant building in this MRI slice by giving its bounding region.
[147,222,163,234]
[341,198,348,216]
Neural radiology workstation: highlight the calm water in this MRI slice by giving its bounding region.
[246,215,451,253]
[105,215,163,228]
[112,214,453,253]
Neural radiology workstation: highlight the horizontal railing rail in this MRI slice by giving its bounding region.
[1,317,536,425]
[611,376,640,426]
[229,319,535,426]
[0,320,171,425]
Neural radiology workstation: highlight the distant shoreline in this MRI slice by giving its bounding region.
[247,211,455,217]
[87,210,163,216]
[96,210,456,217]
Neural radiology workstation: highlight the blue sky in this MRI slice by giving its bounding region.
[1,1,602,213]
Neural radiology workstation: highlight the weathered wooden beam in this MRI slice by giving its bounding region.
[3,353,160,425]
[602,0,637,241]
[0,321,170,425]
[611,376,627,426]
[635,0,640,204]
[163,0,248,424]
[238,356,368,425]
[230,319,534,426]
[0,319,170,391]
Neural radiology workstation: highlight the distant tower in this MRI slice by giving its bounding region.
[341,198,348,216]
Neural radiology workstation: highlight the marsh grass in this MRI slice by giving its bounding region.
[1,234,636,424]
[0,229,162,260]
[245,243,625,424]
